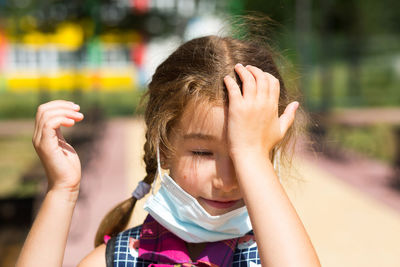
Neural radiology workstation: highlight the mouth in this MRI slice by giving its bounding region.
[200,198,240,209]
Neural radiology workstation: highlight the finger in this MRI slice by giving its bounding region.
[37,108,83,137]
[33,115,39,146]
[41,117,76,142]
[36,101,79,132]
[224,75,242,106]
[265,72,280,102]
[36,100,80,122]
[279,101,299,136]
[34,101,79,142]
[245,65,269,98]
[36,117,76,154]
[35,109,83,148]
[39,109,84,125]
[56,128,66,143]
[234,63,256,99]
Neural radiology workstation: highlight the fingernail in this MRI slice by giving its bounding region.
[235,63,243,68]
[77,112,84,117]
[72,103,80,109]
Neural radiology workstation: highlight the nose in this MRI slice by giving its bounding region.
[213,156,239,193]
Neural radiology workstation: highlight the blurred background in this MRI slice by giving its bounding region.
[0,0,399,266]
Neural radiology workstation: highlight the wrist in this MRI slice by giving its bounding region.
[46,186,80,204]
[230,145,272,163]
[232,151,278,188]
[46,173,81,201]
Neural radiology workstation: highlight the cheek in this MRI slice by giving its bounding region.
[171,156,210,195]
[171,156,198,183]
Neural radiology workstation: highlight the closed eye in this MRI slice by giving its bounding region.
[191,150,213,157]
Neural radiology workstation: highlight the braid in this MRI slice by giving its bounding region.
[143,135,157,185]
[94,129,157,247]
[94,195,137,247]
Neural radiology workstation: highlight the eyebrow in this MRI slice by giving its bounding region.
[183,133,216,141]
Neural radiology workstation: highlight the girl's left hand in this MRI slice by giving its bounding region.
[224,64,299,159]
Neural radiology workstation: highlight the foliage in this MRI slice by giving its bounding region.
[0,133,38,197]
[244,0,400,35]
[306,58,400,109]
[326,124,396,163]
[0,90,145,119]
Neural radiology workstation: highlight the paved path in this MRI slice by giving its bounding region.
[63,118,400,267]
[286,157,400,267]
[63,118,149,266]
[63,119,131,266]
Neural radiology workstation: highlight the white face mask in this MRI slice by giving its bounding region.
[143,146,252,243]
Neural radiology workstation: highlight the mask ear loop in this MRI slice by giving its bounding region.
[273,148,282,183]
[152,143,163,195]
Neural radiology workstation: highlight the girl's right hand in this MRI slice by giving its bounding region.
[33,100,84,194]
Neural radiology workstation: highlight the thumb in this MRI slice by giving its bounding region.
[279,101,299,136]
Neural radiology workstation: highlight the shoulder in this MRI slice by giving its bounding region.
[107,225,155,266]
[118,224,142,238]
[78,225,143,267]
[112,224,143,258]
[112,225,142,258]
[78,244,106,267]
[233,232,261,266]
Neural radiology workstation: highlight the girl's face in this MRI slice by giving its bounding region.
[166,102,245,216]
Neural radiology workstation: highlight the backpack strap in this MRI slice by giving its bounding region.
[105,236,117,267]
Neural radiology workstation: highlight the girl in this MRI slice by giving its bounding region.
[16,35,320,267]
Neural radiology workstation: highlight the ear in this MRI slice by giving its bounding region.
[160,153,170,169]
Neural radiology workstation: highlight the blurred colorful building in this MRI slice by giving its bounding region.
[0,0,232,92]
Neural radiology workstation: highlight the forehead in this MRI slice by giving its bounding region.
[177,101,227,141]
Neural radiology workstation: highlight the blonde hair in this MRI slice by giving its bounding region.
[94,34,300,247]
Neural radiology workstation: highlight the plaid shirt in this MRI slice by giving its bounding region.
[106,215,260,267]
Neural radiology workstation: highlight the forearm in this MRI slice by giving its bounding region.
[16,188,78,267]
[233,153,320,267]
